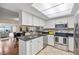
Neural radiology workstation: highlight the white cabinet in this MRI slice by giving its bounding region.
[33,16,45,27]
[38,36,43,51]
[39,19,45,27]
[48,35,54,46]
[19,39,26,55]
[32,36,43,55]
[21,11,32,25]
[44,17,69,28]
[68,17,74,28]
[26,40,32,55]
[19,36,43,55]
[20,11,45,27]
[32,38,38,55]
[33,16,40,26]
[19,39,32,55]
[44,20,55,28]
[69,37,74,52]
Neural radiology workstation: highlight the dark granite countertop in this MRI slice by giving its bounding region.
[18,34,47,41]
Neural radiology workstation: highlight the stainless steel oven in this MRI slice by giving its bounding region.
[54,35,68,51]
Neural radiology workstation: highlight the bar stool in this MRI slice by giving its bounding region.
[8,33,16,48]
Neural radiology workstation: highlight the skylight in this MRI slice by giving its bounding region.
[32,3,74,18]
[32,3,61,11]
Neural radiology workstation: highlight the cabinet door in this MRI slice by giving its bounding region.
[32,38,38,55]
[68,17,74,28]
[48,35,54,46]
[33,16,40,26]
[39,19,45,27]
[32,37,43,55]
[69,37,74,51]
[22,11,32,25]
[38,37,43,51]
[45,21,55,28]
[26,40,32,55]
[19,40,26,55]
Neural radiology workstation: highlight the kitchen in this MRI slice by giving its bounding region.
[0,3,78,55]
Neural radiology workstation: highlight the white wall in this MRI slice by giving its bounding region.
[0,19,18,24]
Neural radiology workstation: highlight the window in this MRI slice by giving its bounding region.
[32,3,74,18]
[0,23,12,38]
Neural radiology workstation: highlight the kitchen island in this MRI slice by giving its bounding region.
[18,35,47,55]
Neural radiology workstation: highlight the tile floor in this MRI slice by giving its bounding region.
[38,46,74,55]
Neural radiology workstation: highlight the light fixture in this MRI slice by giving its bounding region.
[42,3,73,15]
[32,3,61,11]
[32,3,74,18]
[47,9,72,18]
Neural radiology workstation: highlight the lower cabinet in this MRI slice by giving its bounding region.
[68,37,74,52]
[26,40,32,55]
[32,38,39,55]
[32,36,43,55]
[19,36,43,55]
[48,35,54,46]
[19,39,32,55]
[38,37,43,52]
[19,39,26,55]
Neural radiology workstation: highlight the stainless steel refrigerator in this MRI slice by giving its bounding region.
[74,12,79,55]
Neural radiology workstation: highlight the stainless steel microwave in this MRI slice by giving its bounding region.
[55,24,67,28]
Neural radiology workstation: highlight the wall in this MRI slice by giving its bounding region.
[0,19,18,24]
[0,7,18,19]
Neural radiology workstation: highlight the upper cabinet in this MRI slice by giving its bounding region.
[54,18,68,24]
[21,11,33,25]
[33,16,40,26]
[68,16,74,28]
[20,11,45,27]
[44,20,55,28]
[39,18,45,27]
[44,16,74,29]
[33,16,45,27]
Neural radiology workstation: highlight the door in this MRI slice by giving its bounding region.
[26,40,32,55]
[74,12,79,55]
[38,37,43,51]
[32,38,38,55]
[69,37,74,51]
[48,35,54,46]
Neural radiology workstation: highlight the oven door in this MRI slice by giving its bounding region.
[63,37,67,44]
[55,36,59,43]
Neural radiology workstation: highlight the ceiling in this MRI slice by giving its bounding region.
[32,3,73,18]
[0,3,75,20]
